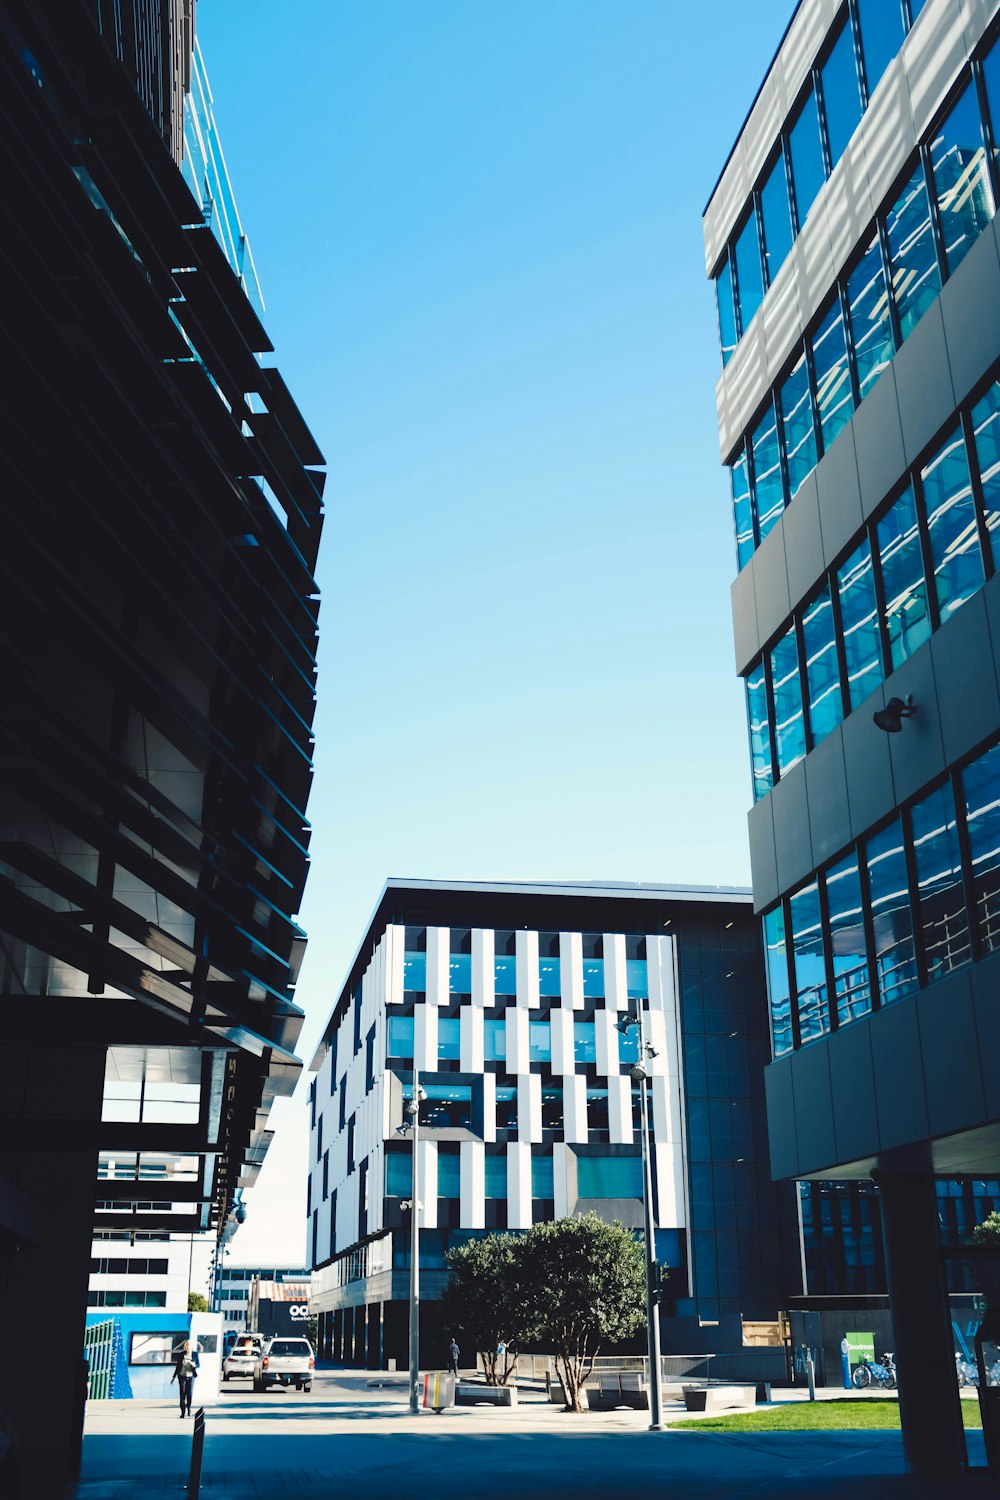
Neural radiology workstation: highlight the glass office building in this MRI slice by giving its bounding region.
[706,0,1000,1477]
[0,2,323,1492]
[307,879,801,1370]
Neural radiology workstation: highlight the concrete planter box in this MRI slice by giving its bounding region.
[682,1384,756,1413]
[456,1382,518,1407]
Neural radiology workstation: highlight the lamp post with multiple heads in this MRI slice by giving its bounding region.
[615,1008,664,1432]
[399,1073,427,1415]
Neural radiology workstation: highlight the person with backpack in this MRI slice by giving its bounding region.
[170,1340,200,1417]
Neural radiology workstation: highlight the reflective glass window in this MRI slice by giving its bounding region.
[403,952,426,993]
[909,0,928,17]
[528,1021,551,1063]
[437,1150,461,1199]
[921,426,984,621]
[910,780,971,981]
[732,449,755,568]
[716,256,738,366]
[386,1153,412,1197]
[811,296,854,451]
[449,954,471,992]
[582,958,604,997]
[847,234,894,399]
[495,1086,518,1129]
[928,81,994,276]
[802,584,843,744]
[838,538,884,709]
[770,624,806,774]
[789,88,826,228]
[574,1021,596,1063]
[538,956,560,996]
[438,1016,461,1060]
[825,852,872,1026]
[586,1088,610,1130]
[885,161,941,339]
[484,1017,506,1062]
[419,1084,473,1129]
[983,36,1000,174]
[751,401,785,542]
[821,19,863,170]
[494,956,516,994]
[746,660,774,801]
[865,818,917,1005]
[972,380,1000,537]
[387,1014,414,1058]
[778,354,817,501]
[618,1025,639,1064]
[531,1154,554,1198]
[760,151,793,283]
[626,958,647,997]
[877,484,931,669]
[857,0,905,97]
[577,1155,642,1197]
[963,741,1000,954]
[541,1087,563,1128]
[484,1153,507,1198]
[763,906,792,1056]
[734,211,763,333]
[789,881,829,1044]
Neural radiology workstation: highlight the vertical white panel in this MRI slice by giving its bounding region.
[426,927,450,1006]
[386,923,405,1004]
[550,1004,574,1075]
[370,1140,384,1233]
[519,1072,541,1143]
[603,933,627,1013]
[414,1003,437,1072]
[417,1139,438,1229]
[507,1141,532,1229]
[507,1007,529,1073]
[461,1140,485,1229]
[563,1074,587,1144]
[594,1005,617,1076]
[461,1004,484,1073]
[516,929,540,1008]
[553,1141,570,1219]
[482,1072,496,1144]
[653,1140,685,1228]
[559,931,584,1009]
[608,1074,633,1144]
[471,927,494,1008]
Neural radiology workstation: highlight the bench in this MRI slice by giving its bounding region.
[681,1383,757,1413]
[585,1373,650,1411]
[455,1382,518,1407]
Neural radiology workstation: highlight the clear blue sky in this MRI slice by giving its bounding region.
[196,0,795,1261]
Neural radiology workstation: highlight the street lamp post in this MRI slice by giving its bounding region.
[401,1071,426,1415]
[617,1009,664,1432]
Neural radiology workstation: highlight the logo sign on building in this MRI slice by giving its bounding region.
[844,1331,875,1367]
[289,1305,310,1320]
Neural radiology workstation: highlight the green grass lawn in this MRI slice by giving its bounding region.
[666,1398,983,1433]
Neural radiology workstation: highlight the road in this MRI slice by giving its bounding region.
[79,1369,991,1499]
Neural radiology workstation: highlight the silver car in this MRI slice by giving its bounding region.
[222,1334,263,1382]
[252,1336,314,1392]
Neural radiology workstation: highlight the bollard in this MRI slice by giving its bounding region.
[805,1349,816,1402]
[187,1407,205,1497]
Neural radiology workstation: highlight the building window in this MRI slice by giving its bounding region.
[885,160,941,341]
[751,401,784,543]
[538,955,560,996]
[416,1084,472,1129]
[921,425,984,622]
[820,16,864,171]
[846,233,894,400]
[528,1021,551,1063]
[910,779,971,981]
[577,1154,642,1197]
[586,1088,609,1132]
[789,86,826,230]
[732,448,755,568]
[801,583,843,744]
[449,953,471,992]
[865,818,918,1006]
[495,1086,517,1130]
[789,880,829,1044]
[770,624,806,774]
[573,1022,596,1064]
[494,955,516,994]
[484,1152,507,1199]
[717,254,738,367]
[763,906,792,1057]
[734,209,763,333]
[778,353,817,502]
[928,79,994,277]
[438,1017,461,1061]
[877,484,931,669]
[387,1014,414,1058]
[484,1018,506,1062]
[856,0,905,98]
[760,148,793,282]
[437,1149,460,1200]
[540,1086,563,1129]
[963,742,1000,953]
[531,1153,554,1199]
[971,379,1000,536]
[581,956,604,997]
[617,1025,639,1064]
[825,851,872,1027]
[837,537,883,710]
[403,952,426,993]
[810,294,854,451]
[746,658,774,801]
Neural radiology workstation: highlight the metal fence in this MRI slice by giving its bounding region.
[83,1318,133,1400]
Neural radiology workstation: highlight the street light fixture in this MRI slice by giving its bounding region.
[399,1074,427,1415]
[617,1010,664,1432]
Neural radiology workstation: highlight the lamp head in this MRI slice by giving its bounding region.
[629,1062,648,1083]
[873,694,915,733]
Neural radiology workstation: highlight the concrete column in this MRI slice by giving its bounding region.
[878,1172,966,1478]
[0,1041,105,1500]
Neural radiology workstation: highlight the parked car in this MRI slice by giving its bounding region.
[252,1336,314,1392]
[223,1334,263,1382]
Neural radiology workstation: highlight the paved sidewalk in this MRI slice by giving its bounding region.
[79,1370,993,1499]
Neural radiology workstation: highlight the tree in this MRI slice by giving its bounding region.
[187,1293,209,1313]
[441,1233,534,1385]
[972,1212,1000,1249]
[522,1214,645,1413]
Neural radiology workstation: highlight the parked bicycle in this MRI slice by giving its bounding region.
[852,1353,896,1390]
[956,1353,979,1388]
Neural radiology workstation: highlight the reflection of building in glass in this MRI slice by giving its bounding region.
[706,0,1000,1479]
[307,880,802,1369]
[0,2,322,1490]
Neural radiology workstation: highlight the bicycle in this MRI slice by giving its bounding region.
[852,1353,896,1390]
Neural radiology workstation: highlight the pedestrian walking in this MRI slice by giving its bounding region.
[447,1337,460,1376]
[170,1339,200,1417]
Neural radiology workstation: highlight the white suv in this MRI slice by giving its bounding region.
[252,1336,314,1392]
[222,1334,263,1382]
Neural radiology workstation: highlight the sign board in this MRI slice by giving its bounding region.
[844,1331,875,1366]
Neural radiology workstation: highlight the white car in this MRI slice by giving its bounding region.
[222,1334,263,1382]
[252,1336,314,1392]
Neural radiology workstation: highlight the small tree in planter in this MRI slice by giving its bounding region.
[441,1233,535,1385]
[521,1214,645,1413]
[971,1213,1000,1308]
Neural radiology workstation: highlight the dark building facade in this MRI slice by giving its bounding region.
[0,3,323,1493]
[307,880,801,1371]
[705,0,1000,1476]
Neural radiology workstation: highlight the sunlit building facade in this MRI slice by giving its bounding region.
[706,0,1000,1477]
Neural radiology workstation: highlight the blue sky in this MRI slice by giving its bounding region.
[196,0,794,1262]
